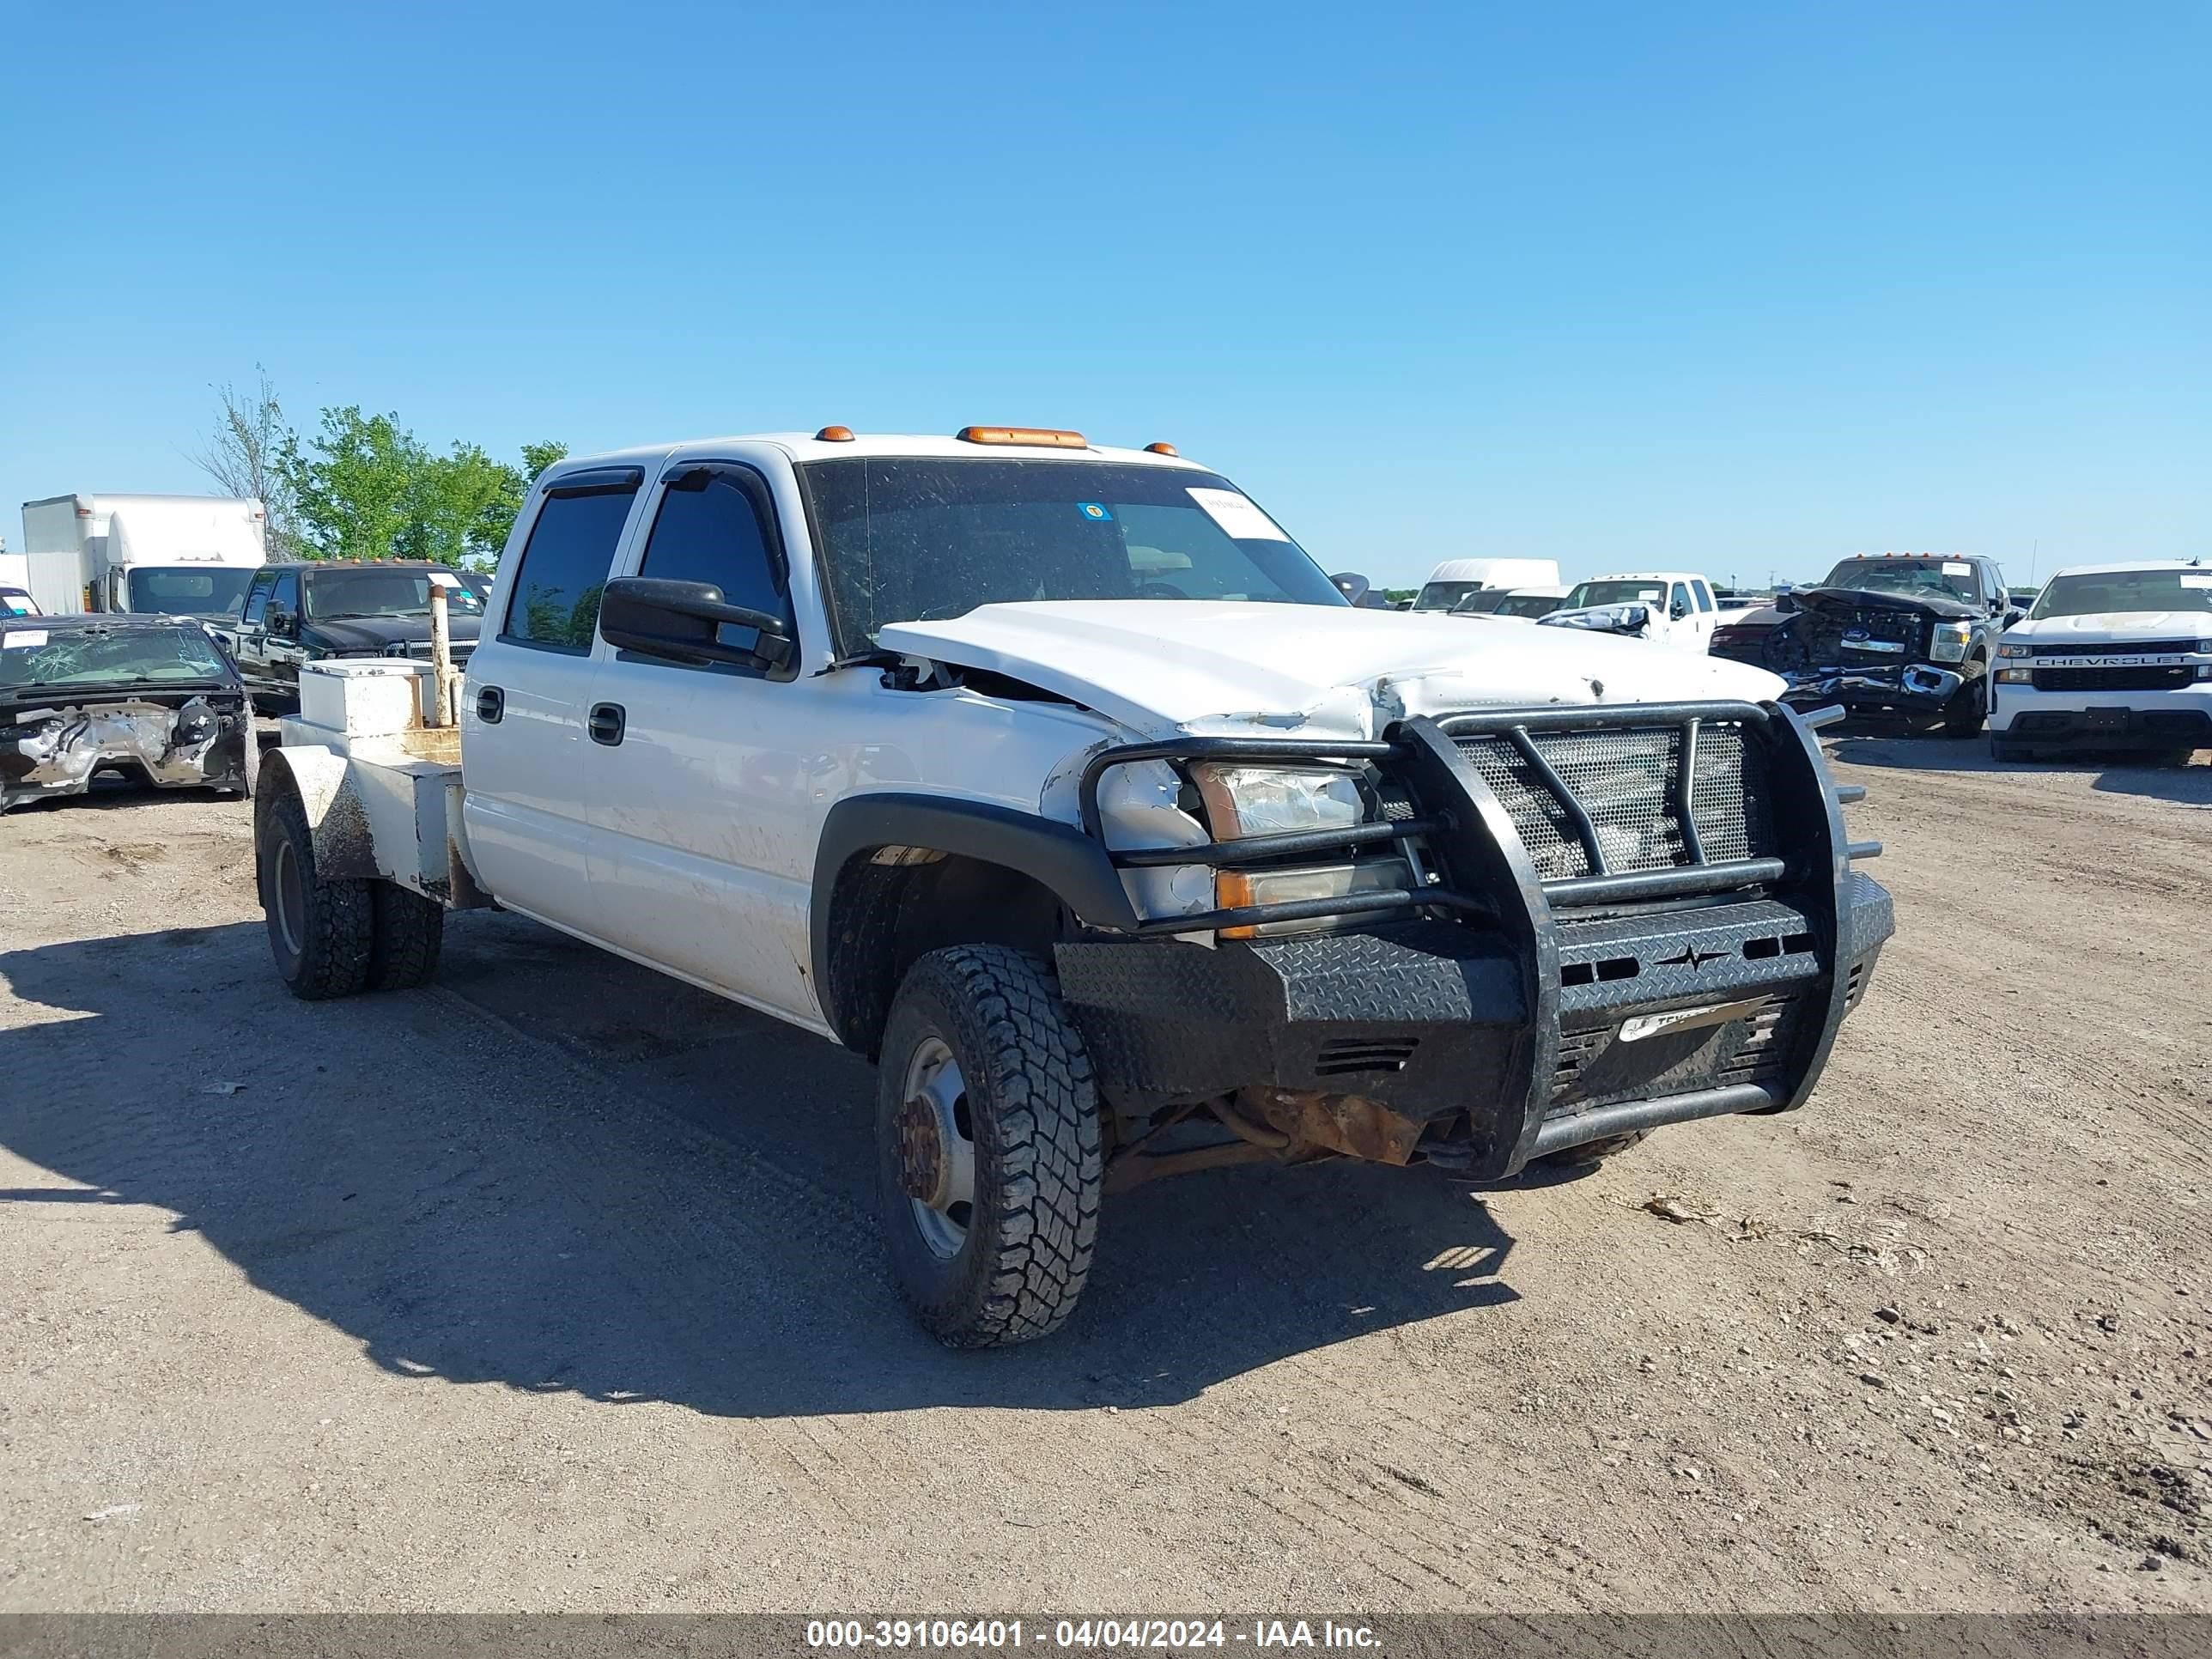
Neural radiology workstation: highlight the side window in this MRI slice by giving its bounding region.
[501,485,639,653]
[240,572,274,625]
[634,467,792,674]
[268,571,300,618]
[1692,580,1715,612]
[1670,582,1692,617]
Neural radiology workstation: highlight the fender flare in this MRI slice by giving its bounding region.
[809,792,1140,1034]
[257,744,380,881]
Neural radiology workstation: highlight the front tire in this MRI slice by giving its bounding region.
[876,946,1103,1348]
[1942,676,1987,738]
[258,791,374,1000]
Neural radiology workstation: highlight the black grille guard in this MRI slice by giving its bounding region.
[1070,698,1882,1168]
[1078,700,1875,934]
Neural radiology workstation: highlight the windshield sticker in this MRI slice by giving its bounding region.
[427,570,462,589]
[4,629,49,650]
[1942,562,1972,575]
[2180,574,2212,589]
[1187,488,1291,543]
[1076,502,1113,523]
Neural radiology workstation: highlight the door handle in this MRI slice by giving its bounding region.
[476,685,505,724]
[587,702,626,746]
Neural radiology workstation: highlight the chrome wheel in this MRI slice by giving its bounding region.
[896,1035,976,1260]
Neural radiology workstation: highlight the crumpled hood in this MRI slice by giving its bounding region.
[1793,586,1980,622]
[2004,611,2212,647]
[877,601,1785,738]
[304,614,482,652]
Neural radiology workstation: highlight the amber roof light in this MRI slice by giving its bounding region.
[1144,442,1178,456]
[955,426,1087,448]
[816,425,856,442]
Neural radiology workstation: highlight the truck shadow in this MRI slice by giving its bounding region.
[0,915,1522,1419]
[1827,734,2209,805]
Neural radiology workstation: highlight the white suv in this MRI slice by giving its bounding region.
[1540,572,1721,651]
[1990,562,2212,762]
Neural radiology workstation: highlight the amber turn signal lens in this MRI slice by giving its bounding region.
[816,425,856,441]
[1144,442,1178,456]
[1213,871,1258,940]
[954,426,1088,448]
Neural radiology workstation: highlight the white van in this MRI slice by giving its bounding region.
[1412,558,1563,612]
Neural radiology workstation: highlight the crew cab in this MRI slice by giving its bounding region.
[249,427,1893,1347]
[1540,572,1721,649]
[1720,553,2019,735]
[222,560,489,713]
[1990,561,2212,761]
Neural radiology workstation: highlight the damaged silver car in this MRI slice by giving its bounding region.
[1,616,253,812]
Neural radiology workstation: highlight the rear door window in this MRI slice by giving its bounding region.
[1692,580,1715,612]
[501,482,641,653]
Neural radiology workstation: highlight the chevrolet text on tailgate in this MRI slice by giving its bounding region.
[250,428,1895,1346]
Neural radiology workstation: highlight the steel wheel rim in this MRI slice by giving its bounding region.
[271,837,305,959]
[899,1035,976,1260]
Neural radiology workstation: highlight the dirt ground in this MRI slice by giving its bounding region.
[2,735,2208,1614]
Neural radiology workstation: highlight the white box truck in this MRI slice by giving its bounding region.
[21,493,267,619]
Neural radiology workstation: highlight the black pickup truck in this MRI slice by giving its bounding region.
[219,561,489,714]
[1712,555,2022,735]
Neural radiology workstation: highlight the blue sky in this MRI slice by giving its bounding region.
[3,1,2204,589]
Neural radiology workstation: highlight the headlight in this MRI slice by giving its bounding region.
[1186,763,1407,939]
[1929,622,1973,663]
[1188,764,1364,838]
[1997,642,2032,659]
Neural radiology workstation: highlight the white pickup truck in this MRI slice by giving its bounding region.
[252,427,1893,1346]
[1990,561,2212,761]
[1539,572,1723,651]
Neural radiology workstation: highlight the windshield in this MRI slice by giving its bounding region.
[797,459,1345,653]
[1565,580,1666,609]
[1495,592,1565,618]
[2,623,233,692]
[2028,569,2212,621]
[1448,589,1513,615]
[125,566,256,619]
[307,567,489,620]
[1819,558,1981,603]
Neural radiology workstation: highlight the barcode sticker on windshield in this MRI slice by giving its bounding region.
[1943,562,1972,575]
[1188,488,1291,543]
[2181,574,2212,588]
[3,629,48,649]
[427,570,462,589]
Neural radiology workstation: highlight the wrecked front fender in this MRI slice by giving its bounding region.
[0,695,250,811]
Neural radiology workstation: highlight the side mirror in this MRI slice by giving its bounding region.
[2003,607,2026,626]
[1774,592,1801,614]
[1329,571,1371,606]
[599,575,793,671]
[266,606,296,639]
[1670,600,1690,621]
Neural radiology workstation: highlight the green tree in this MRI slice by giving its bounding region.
[276,407,567,565]
[277,407,425,561]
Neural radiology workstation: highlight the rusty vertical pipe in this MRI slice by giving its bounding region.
[428,578,454,728]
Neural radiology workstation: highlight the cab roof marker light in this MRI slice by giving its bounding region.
[955,426,1088,448]
[1145,442,1179,456]
[816,426,856,442]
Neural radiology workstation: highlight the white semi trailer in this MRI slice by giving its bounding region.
[20,493,267,619]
